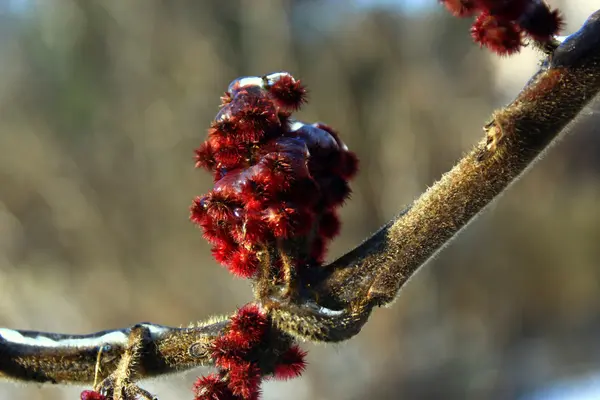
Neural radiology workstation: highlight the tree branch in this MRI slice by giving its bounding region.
[0,321,226,384]
[2,8,600,400]
[267,8,600,342]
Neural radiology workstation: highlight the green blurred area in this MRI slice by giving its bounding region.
[0,1,599,399]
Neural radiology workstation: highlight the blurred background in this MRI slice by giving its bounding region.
[0,0,599,399]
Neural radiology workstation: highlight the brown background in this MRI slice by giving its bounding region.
[0,1,599,399]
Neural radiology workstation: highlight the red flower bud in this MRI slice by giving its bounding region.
[80,391,107,400]
[273,345,308,380]
[471,12,523,55]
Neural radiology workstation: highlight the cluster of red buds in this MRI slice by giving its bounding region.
[440,0,563,55]
[81,390,107,400]
[194,305,306,400]
[191,72,358,280]
[79,305,306,400]
[190,72,358,399]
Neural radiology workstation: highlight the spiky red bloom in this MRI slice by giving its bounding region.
[197,305,295,400]
[229,304,268,344]
[229,247,260,278]
[264,73,307,111]
[212,336,249,369]
[273,345,308,380]
[471,12,523,55]
[80,391,107,400]
[195,141,216,171]
[194,374,242,400]
[191,72,357,281]
[518,4,563,42]
[474,0,529,20]
[211,238,238,267]
[263,204,311,239]
[227,363,262,399]
[440,0,563,55]
[217,89,280,146]
[211,306,269,369]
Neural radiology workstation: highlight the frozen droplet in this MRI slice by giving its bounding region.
[233,208,245,219]
[198,196,210,208]
[227,76,264,97]
[263,71,294,87]
[215,104,232,122]
[287,120,338,151]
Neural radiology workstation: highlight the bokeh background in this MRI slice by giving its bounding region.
[0,0,599,399]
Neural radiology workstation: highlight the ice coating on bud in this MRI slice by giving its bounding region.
[192,72,357,279]
[225,72,304,111]
[287,120,339,152]
[263,71,293,87]
[227,76,265,97]
[215,105,232,122]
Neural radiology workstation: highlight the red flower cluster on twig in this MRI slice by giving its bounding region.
[194,304,307,400]
[191,72,353,398]
[80,390,107,400]
[78,72,354,399]
[191,72,358,279]
[440,0,563,55]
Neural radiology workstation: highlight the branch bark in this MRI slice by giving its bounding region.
[267,8,600,342]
